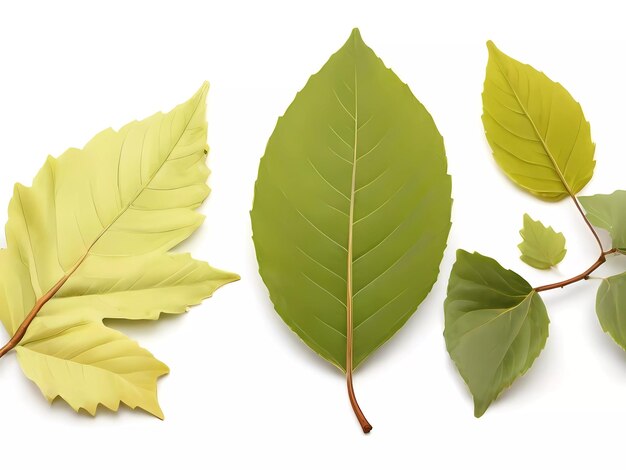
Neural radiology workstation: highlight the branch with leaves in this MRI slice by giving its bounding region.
[445,41,626,417]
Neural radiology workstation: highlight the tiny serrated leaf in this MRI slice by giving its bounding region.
[518,213,566,269]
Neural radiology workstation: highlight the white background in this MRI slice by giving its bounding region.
[1,0,625,468]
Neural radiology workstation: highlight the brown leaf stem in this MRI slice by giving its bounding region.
[534,248,617,292]
[346,369,372,433]
[533,193,617,292]
[0,255,85,360]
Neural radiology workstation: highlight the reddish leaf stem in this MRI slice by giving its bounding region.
[534,249,617,292]
[532,194,619,292]
[347,370,372,433]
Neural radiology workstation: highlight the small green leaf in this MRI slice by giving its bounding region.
[596,272,626,350]
[518,213,566,269]
[482,41,595,201]
[444,250,549,417]
[579,190,626,250]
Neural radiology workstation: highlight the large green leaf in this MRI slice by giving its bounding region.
[0,84,239,417]
[444,250,549,417]
[250,29,451,373]
[482,41,595,201]
[518,213,566,269]
[596,272,626,350]
[579,190,626,250]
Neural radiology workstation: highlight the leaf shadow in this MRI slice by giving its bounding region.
[104,311,186,336]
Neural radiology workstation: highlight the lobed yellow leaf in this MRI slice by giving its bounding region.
[0,83,238,417]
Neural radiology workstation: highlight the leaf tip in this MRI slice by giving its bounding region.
[473,403,488,418]
[154,407,165,420]
[221,270,242,285]
[473,395,493,418]
[347,27,365,48]
[194,81,210,103]
[486,40,507,63]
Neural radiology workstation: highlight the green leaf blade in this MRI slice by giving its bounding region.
[579,190,626,250]
[518,213,567,269]
[482,41,595,201]
[444,250,549,417]
[596,272,626,351]
[251,29,452,371]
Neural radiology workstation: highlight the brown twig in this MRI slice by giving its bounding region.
[534,249,617,292]
[532,193,617,292]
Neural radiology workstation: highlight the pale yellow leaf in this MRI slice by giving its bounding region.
[0,83,238,417]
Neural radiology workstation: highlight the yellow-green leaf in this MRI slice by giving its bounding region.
[482,41,595,201]
[518,213,567,269]
[251,29,451,433]
[251,29,452,372]
[444,250,549,417]
[0,83,239,417]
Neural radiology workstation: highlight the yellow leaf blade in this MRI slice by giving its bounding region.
[0,83,239,417]
[22,254,239,340]
[17,322,169,418]
[482,41,595,201]
[4,82,210,307]
[0,248,36,335]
